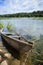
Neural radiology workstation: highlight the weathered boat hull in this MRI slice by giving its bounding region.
[1,33,33,53]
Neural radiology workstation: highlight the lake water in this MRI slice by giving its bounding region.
[0,18,43,40]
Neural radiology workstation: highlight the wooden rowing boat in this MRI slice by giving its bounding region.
[1,32,33,53]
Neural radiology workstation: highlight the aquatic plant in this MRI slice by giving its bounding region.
[31,35,43,65]
[6,22,14,32]
[0,22,4,29]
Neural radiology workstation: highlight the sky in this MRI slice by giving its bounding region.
[0,0,43,14]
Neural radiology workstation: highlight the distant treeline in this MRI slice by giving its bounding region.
[0,11,43,18]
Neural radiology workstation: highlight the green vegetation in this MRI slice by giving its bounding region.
[0,22,4,29]
[0,11,43,18]
[31,35,43,65]
[6,22,14,31]
[0,22,15,32]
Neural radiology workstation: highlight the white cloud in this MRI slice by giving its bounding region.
[0,0,43,14]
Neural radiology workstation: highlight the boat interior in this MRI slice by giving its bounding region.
[2,33,33,45]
